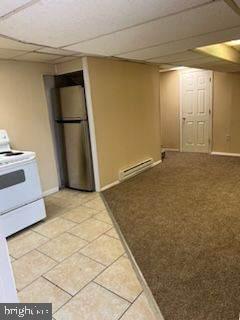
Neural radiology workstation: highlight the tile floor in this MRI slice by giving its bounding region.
[8,189,158,320]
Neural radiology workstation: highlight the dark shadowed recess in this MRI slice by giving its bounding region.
[102,152,240,320]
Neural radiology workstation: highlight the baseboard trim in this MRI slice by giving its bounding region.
[100,181,120,191]
[100,160,162,191]
[162,148,180,152]
[152,159,162,167]
[42,187,59,197]
[211,151,240,157]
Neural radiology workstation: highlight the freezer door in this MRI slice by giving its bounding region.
[60,86,87,120]
[63,121,94,191]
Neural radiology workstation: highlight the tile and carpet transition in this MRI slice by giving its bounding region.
[102,152,240,320]
[9,190,158,319]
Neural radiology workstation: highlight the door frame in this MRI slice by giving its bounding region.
[179,68,213,153]
[44,64,101,192]
[82,57,101,191]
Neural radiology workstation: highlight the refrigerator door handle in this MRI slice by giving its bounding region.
[56,119,84,124]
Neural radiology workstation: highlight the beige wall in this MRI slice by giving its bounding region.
[1,56,238,197]
[213,71,240,153]
[159,71,180,150]
[87,57,161,187]
[160,70,240,154]
[0,60,58,193]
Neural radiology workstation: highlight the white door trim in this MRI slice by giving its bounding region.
[82,57,101,191]
[179,68,213,153]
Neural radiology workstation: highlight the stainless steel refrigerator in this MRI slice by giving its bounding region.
[58,85,94,191]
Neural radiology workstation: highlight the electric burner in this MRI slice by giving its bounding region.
[5,152,24,157]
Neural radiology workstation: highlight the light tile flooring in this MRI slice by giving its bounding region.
[8,189,158,320]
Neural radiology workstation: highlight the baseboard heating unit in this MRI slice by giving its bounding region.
[119,158,153,181]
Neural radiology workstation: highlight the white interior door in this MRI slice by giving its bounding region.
[180,69,212,153]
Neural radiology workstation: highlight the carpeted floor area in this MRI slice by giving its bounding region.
[102,152,240,320]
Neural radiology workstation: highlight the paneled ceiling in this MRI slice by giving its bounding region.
[0,0,239,71]
[0,0,31,17]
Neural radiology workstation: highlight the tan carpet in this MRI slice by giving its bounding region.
[102,152,240,320]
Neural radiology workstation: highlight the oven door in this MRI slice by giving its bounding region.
[0,159,42,215]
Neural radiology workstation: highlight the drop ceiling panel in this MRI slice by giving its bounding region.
[147,50,205,63]
[190,61,240,72]
[13,52,62,62]
[0,48,27,59]
[0,0,32,17]
[172,57,240,72]
[116,26,240,60]
[36,47,78,55]
[54,56,80,63]
[66,1,240,56]
[0,0,217,47]
[172,56,219,66]
[0,36,41,51]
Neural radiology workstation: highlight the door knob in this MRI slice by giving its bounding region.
[182,117,186,121]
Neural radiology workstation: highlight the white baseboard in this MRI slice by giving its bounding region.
[43,186,59,197]
[162,148,180,152]
[211,151,240,157]
[101,180,120,191]
[100,159,162,191]
[152,159,162,167]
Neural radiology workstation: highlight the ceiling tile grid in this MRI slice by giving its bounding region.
[0,0,34,18]
[115,26,240,61]
[0,0,212,47]
[0,48,27,59]
[53,56,80,64]
[147,50,206,63]
[174,56,220,66]
[0,0,239,70]
[0,36,41,51]
[65,1,240,56]
[13,51,62,62]
[190,60,240,72]
[36,47,79,56]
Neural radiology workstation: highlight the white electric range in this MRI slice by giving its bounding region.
[0,130,46,237]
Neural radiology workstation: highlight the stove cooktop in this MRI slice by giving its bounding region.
[0,150,36,166]
[0,151,24,156]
